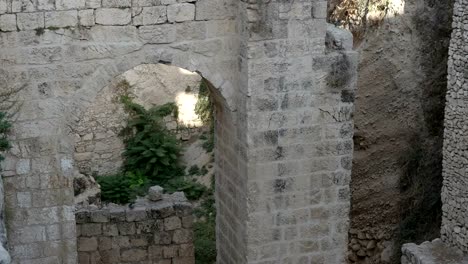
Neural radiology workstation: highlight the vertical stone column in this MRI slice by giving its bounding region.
[215,0,357,263]
[441,0,468,253]
[3,118,77,264]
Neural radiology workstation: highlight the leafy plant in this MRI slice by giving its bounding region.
[0,112,11,166]
[96,171,150,204]
[120,96,184,183]
[195,81,215,153]
[193,176,216,264]
[165,177,208,200]
[188,165,200,176]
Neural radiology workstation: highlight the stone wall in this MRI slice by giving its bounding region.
[73,64,203,176]
[401,239,468,264]
[75,193,194,264]
[0,0,357,262]
[441,0,468,253]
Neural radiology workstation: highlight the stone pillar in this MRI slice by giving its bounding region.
[215,0,358,263]
[2,122,77,264]
[441,0,468,253]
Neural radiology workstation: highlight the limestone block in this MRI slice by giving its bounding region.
[172,229,192,244]
[133,6,167,25]
[167,3,194,23]
[37,0,55,10]
[132,0,161,7]
[16,159,30,175]
[161,0,176,5]
[148,186,164,201]
[79,9,95,27]
[195,0,236,20]
[126,208,147,222]
[139,25,176,43]
[0,0,7,14]
[45,10,78,28]
[78,237,98,252]
[172,257,195,264]
[121,249,148,262]
[312,1,327,19]
[11,0,36,12]
[164,216,181,231]
[0,14,16,32]
[56,0,86,10]
[85,0,101,8]
[102,0,131,8]
[95,8,131,25]
[17,12,44,31]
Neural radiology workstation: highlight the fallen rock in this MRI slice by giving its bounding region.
[148,186,164,201]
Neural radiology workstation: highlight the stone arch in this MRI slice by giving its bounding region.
[0,0,358,263]
[66,49,237,126]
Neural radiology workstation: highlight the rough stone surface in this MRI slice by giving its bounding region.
[401,239,468,264]
[0,1,357,263]
[148,186,164,201]
[76,193,193,264]
[441,0,468,253]
[0,14,16,31]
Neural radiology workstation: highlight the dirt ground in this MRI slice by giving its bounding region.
[342,0,453,262]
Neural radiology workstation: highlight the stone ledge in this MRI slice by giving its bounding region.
[402,239,468,264]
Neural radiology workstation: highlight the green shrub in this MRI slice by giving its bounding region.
[195,81,215,153]
[165,177,208,200]
[96,171,150,204]
[188,165,200,176]
[0,112,11,166]
[193,178,216,264]
[120,96,185,183]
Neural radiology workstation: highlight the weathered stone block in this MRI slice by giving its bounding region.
[0,14,16,31]
[0,0,7,14]
[95,8,131,25]
[103,0,131,7]
[167,4,194,23]
[81,223,102,236]
[86,0,101,8]
[17,12,44,31]
[77,237,98,252]
[164,216,181,231]
[98,237,112,251]
[102,223,119,236]
[121,248,148,261]
[56,0,86,10]
[132,0,161,7]
[154,231,172,245]
[148,245,163,259]
[148,186,164,201]
[78,9,95,27]
[16,159,31,175]
[45,11,78,28]
[90,210,110,223]
[133,6,167,26]
[163,245,179,258]
[100,249,120,264]
[178,243,194,257]
[118,222,136,235]
[173,229,192,244]
[139,25,176,43]
[173,257,195,264]
[126,207,147,222]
